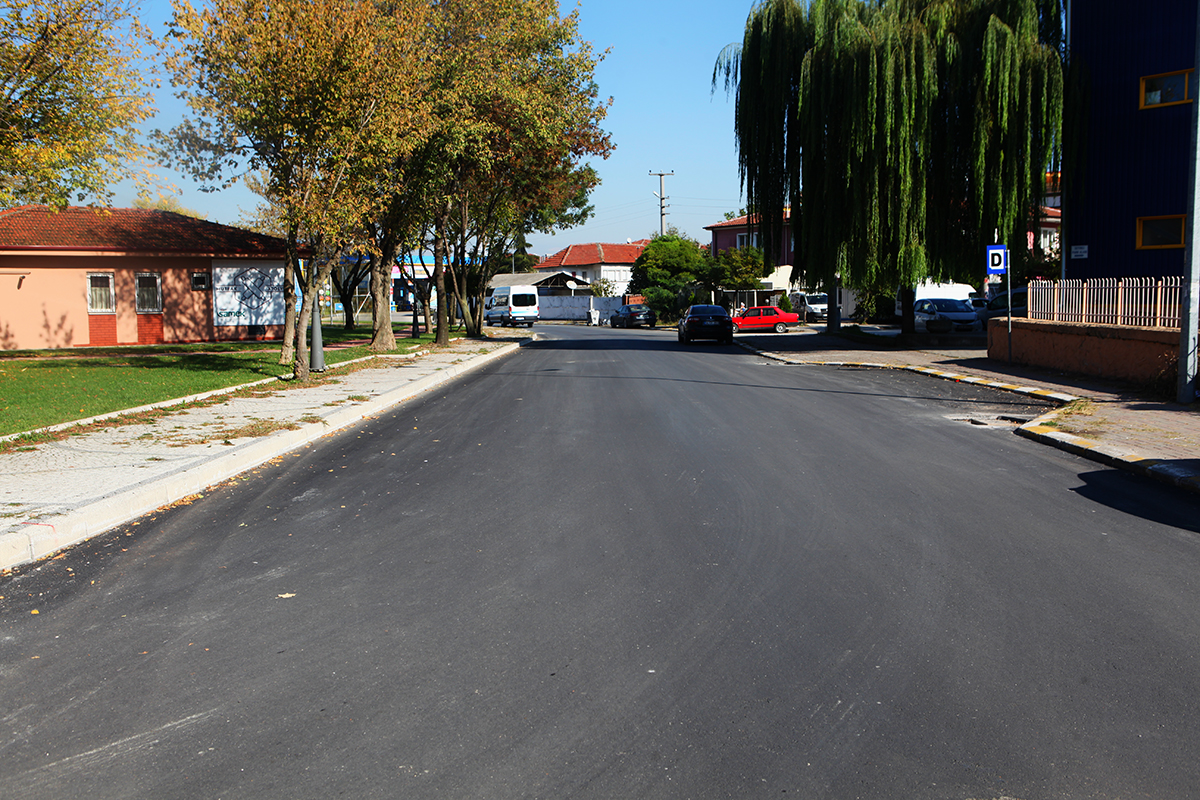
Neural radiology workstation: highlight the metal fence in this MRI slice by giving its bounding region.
[1029,276,1182,328]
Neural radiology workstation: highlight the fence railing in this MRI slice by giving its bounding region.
[1028,277,1182,328]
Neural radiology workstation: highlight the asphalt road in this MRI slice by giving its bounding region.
[3,324,1199,799]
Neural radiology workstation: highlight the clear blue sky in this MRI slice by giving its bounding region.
[114,1,757,257]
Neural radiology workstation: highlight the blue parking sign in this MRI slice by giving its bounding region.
[987,245,1008,275]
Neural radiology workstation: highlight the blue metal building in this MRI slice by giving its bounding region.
[1065,0,1197,279]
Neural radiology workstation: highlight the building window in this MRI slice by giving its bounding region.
[136,273,163,313]
[87,273,115,313]
[736,232,759,249]
[1141,70,1194,109]
[1137,215,1186,249]
[191,271,210,290]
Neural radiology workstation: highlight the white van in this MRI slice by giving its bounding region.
[485,285,540,327]
[895,280,977,317]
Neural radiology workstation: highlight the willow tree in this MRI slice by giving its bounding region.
[716,0,1065,330]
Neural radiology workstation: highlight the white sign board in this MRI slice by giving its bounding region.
[213,262,286,327]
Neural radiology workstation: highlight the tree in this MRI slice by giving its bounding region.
[627,232,708,320]
[160,0,432,378]
[715,0,1065,332]
[330,252,372,330]
[0,0,154,208]
[590,277,615,298]
[405,0,611,344]
[713,244,767,291]
[133,191,206,219]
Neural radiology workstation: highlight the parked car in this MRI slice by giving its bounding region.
[678,304,734,344]
[977,287,1029,327]
[914,297,981,333]
[610,303,657,328]
[731,305,800,333]
[801,293,828,321]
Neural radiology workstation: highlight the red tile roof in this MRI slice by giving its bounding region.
[536,240,650,270]
[703,209,793,230]
[0,205,290,257]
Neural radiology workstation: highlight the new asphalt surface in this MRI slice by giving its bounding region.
[1,323,1197,572]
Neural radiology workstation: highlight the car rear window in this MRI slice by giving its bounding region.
[512,293,537,307]
[691,305,728,316]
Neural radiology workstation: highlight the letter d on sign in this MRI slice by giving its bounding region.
[986,245,1008,275]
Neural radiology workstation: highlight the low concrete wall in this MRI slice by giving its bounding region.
[539,295,624,321]
[988,319,1178,385]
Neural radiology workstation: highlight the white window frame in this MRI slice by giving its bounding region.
[736,232,759,249]
[87,272,115,313]
[136,272,163,313]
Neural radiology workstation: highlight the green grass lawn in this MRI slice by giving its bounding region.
[0,325,449,437]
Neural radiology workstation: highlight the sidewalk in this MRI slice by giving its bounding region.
[739,326,1200,498]
[0,336,528,572]
[2,325,1197,572]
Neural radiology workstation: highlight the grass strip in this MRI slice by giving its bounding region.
[0,326,450,437]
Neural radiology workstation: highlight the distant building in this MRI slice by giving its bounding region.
[535,240,650,296]
[704,209,794,267]
[0,205,293,350]
[704,210,800,299]
[1063,2,1196,279]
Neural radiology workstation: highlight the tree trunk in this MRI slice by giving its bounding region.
[293,257,337,381]
[433,205,451,346]
[368,248,396,352]
[294,291,313,381]
[900,286,916,334]
[279,231,299,366]
[338,284,356,330]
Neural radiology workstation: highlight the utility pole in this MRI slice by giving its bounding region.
[650,170,673,236]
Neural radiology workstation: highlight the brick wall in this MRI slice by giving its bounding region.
[988,319,1179,386]
[87,314,117,346]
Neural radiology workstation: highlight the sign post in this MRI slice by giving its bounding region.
[986,245,1011,362]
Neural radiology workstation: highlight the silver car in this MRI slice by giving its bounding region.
[914,298,981,333]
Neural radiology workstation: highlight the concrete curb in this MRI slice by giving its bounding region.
[0,341,525,571]
[1015,412,1200,496]
[741,342,1200,497]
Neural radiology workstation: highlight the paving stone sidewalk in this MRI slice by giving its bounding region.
[741,327,1200,497]
[0,337,525,571]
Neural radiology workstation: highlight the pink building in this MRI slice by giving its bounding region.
[703,209,794,263]
[0,206,293,351]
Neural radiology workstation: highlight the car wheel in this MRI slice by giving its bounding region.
[774,322,787,333]
[732,322,740,332]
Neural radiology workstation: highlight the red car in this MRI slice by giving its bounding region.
[731,305,800,333]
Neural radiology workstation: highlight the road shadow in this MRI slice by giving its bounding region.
[1071,469,1200,533]
[527,331,733,353]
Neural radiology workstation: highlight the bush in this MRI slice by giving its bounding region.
[778,294,793,313]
